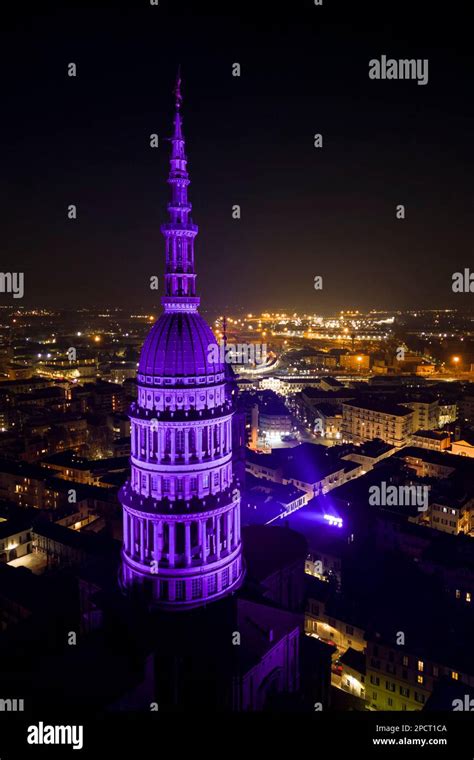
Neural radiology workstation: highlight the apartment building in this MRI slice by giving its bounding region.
[342,401,414,447]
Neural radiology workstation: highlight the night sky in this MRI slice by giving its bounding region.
[2,1,473,314]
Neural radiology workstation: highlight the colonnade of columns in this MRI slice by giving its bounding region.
[131,417,232,464]
[123,503,240,569]
[121,552,243,604]
[131,461,232,500]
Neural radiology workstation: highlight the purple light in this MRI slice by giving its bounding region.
[324,514,343,528]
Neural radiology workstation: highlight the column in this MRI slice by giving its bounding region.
[198,520,203,563]
[197,427,203,461]
[123,512,129,552]
[153,521,160,562]
[184,473,191,501]
[220,422,224,457]
[159,428,165,461]
[140,519,145,562]
[144,519,149,558]
[158,519,164,556]
[130,515,135,557]
[201,519,207,562]
[184,428,189,463]
[185,522,191,566]
[216,515,221,558]
[233,506,238,548]
[226,510,232,552]
[168,522,175,568]
[170,428,176,462]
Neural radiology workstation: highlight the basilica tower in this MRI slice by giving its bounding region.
[120,74,244,608]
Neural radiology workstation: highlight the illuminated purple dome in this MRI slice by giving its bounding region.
[138,312,224,379]
[120,72,244,609]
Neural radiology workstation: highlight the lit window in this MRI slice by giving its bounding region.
[452,672,459,681]
[466,593,472,603]
[418,660,424,672]
[417,675,424,685]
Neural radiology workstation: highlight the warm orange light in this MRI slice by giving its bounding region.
[94,336,101,343]
[452,355,460,364]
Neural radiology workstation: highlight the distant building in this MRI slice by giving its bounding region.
[313,403,342,441]
[398,447,457,479]
[401,397,439,430]
[342,438,396,471]
[258,396,292,443]
[415,363,436,376]
[411,429,450,451]
[246,443,362,498]
[337,647,366,701]
[439,402,458,426]
[342,400,414,447]
[339,354,370,372]
[427,497,472,536]
[241,474,308,525]
[0,517,32,563]
[451,438,474,458]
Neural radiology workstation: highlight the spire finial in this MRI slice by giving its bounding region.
[174,65,183,111]
[222,315,228,348]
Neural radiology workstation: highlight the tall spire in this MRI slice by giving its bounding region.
[161,70,200,313]
[174,65,183,111]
